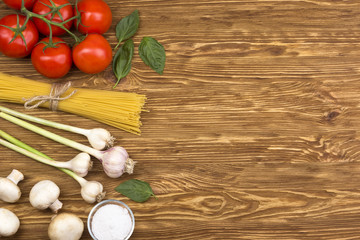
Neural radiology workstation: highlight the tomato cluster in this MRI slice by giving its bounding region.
[0,0,113,78]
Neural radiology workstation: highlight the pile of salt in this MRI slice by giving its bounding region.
[91,204,133,240]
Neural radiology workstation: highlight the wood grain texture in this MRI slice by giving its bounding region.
[1,0,360,239]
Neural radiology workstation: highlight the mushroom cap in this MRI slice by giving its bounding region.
[30,180,60,210]
[0,208,20,237]
[48,213,84,240]
[0,178,21,203]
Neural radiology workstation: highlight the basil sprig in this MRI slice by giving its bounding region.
[114,10,139,49]
[112,39,134,88]
[115,179,157,203]
[112,10,166,87]
[139,37,166,75]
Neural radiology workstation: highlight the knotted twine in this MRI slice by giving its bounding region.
[23,82,77,111]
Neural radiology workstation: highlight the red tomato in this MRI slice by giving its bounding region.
[0,14,39,58]
[75,0,112,34]
[72,34,112,74]
[32,0,74,36]
[31,37,72,78]
[2,0,35,10]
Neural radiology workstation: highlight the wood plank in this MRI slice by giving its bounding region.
[1,0,360,239]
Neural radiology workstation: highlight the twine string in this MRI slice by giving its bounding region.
[23,82,77,111]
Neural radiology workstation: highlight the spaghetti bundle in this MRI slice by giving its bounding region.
[0,72,146,134]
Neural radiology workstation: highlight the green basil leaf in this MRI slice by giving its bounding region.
[139,37,166,75]
[112,39,134,88]
[115,179,156,203]
[115,10,139,44]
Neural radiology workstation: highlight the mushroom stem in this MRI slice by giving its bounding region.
[7,169,24,185]
[49,199,63,213]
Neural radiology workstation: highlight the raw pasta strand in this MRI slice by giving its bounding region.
[0,72,146,134]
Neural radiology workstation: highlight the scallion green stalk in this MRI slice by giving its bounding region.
[0,112,135,178]
[0,130,105,203]
[0,106,114,150]
[0,130,92,177]
[0,130,80,180]
[0,112,100,158]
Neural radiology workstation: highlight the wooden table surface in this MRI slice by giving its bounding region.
[1,0,360,239]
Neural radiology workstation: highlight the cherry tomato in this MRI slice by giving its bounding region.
[2,0,35,10]
[32,0,74,36]
[31,37,72,78]
[0,14,39,58]
[72,34,112,74]
[75,0,112,34]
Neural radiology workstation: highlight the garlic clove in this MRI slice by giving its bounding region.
[101,146,129,178]
[86,128,115,150]
[69,152,92,177]
[80,180,105,203]
[0,208,20,237]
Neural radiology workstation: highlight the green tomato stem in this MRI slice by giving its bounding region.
[21,7,81,43]
[0,130,82,182]
[0,112,102,159]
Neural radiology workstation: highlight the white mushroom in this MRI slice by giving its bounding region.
[0,169,24,203]
[0,208,20,237]
[29,180,62,213]
[48,213,84,240]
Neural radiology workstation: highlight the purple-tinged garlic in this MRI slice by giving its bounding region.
[100,146,135,178]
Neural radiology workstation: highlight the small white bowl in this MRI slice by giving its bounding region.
[87,199,135,240]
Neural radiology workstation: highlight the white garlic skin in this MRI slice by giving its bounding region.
[69,152,92,177]
[101,146,129,178]
[87,128,114,150]
[81,181,104,203]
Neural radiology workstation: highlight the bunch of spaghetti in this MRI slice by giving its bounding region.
[0,72,146,134]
